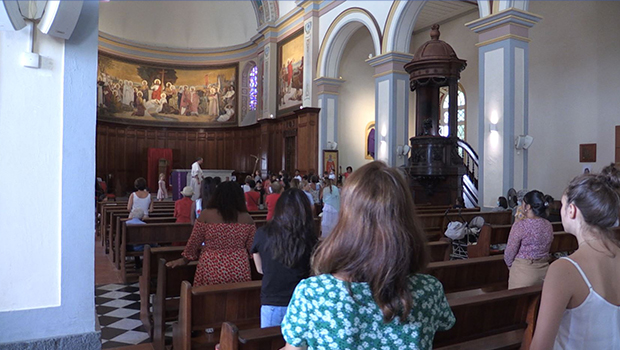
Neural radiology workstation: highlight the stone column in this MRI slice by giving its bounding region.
[466,8,541,207]
[315,77,344,173]
[300,0,320,108]
[367,53,413,166]
[261,39,278,119]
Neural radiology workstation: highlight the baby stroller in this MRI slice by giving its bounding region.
[443,209,485,260]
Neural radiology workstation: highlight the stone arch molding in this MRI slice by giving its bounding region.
[317,8,382,79]
[383,0,428,54]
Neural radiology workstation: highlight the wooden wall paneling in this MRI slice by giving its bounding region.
[96,107,319,193]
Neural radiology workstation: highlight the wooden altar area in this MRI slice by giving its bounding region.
[96,108,319,194]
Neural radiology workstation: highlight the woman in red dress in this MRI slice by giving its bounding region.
[167,181,256,286]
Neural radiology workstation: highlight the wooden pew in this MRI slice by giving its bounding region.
[416,207,480,215]
[152,259,198,350]
[139,246,185,338]
[434,285,542,349]
[121,222,193,282]
[217,284,541,350]
[102,206,174,253]
[468,223,574,259]
[421,210,513,241]
[113,216,177,267]
[425,255,508,293]
[219,322,284,350]
[428,240,451,262]
[173,280,262,350]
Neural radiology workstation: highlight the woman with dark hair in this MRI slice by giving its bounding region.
[167,181,255,286]
[250,188,317,328]
[127,177,154,217]
[504,190,554,289]
[531,164,620,349]
[280,161,454,349]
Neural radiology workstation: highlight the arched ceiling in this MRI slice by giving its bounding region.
[99,1,259,50]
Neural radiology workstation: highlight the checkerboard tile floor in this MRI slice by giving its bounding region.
[96,283,173,349]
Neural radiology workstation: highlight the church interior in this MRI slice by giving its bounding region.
[1,0,620,349]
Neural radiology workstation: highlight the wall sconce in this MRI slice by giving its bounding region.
[326,141,338,150]
[489,123,498,133]
[396,145,411,158]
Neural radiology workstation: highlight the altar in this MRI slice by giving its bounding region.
[170,169,234,200]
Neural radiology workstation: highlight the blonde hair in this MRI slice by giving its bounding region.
[312,161,429,322]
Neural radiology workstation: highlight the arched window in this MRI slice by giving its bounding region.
[249,66,258,111]
[438,85,466,140]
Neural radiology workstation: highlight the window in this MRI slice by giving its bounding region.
[438,85,466,140]
[249,65,258,111]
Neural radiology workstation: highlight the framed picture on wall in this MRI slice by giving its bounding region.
[277,29,304,115]
[579,143,597,162]
[323,150,338,179]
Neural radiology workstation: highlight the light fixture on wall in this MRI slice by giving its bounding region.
[396,145,411,158]
[489,123,498,133]
[515,135,533,150]
[326,141,338,150]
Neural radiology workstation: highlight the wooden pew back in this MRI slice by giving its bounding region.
[434,285,542,349]
[173,280,262,350]
[219,322,284,350]
[425,255,509,293]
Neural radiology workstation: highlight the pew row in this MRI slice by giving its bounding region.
[422,210,513,241]
[215,285,542,350]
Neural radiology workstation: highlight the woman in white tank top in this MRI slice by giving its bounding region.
[127,177,154,217]
[530,164,620,350]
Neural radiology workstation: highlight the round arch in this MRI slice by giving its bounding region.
[316,8,382,79]
[382,0,428,54]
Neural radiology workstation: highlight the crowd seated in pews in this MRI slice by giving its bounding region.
[97,162,620,349]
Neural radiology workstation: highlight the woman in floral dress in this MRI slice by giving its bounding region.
[166,181,255,286]
[281,161,455,350]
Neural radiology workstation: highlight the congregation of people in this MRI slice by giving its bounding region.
[108,157,620,350]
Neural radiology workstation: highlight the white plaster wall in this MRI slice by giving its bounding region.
[337,28,375,171]
[528,0,620,198]
[0,1,98,343]
[0,29,63,312]
[409,10,480,152]
[278,0,298,18]
[99,1,257,49]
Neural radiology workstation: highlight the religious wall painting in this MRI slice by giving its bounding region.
[323,150,338,179]
[365,122,376,160]
[277,30,304,114]
[97,53,238,127]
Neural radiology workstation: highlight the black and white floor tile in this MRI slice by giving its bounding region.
[96,283,152,349]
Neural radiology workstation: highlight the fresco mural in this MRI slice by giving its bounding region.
[277,30,303,113]
[97,54,238,126]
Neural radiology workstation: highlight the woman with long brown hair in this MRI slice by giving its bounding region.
[280,161,454,349]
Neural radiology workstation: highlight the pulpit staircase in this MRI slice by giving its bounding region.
[456,139,478,207]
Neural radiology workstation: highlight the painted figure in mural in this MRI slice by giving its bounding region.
[217,104,235,122]
[180,85,191,116]
[189,86,200,116]
[140,80,150,101]
[282,63,288,90]
[287,59,293,91]
[208,87,220,116]
[151,79,163,100]
[123,80,134,106]
[223,85,235,106]
[168,85,178,111]
[132,91,146,116]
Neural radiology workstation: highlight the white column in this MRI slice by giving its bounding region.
[261,40,278,119]
[300,0,320,108]
[367,53,413,166]
[315,77,344,174]
[466,8,541,207]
